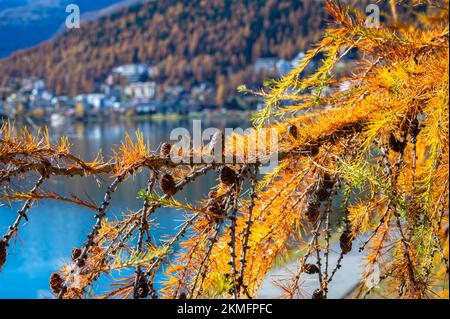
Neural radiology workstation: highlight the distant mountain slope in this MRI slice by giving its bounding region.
[0,0,329,96]
[82,0,151,22]
[0,0,133,58]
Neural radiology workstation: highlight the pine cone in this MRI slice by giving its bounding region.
[208,190,218,198]
[207,201,222,215]
[207,199,226,223]
[287,124,298,139]
[160,142,172,157]
[316,187,330,202]
[312,289,324,299]
[322,173,334,190]
[303,263,320,275]
[305,195,320,224]
[220,166,237,186]
[71,248,82,262]
[308,146,319,157]
[160,174,176,196]
[389,133,406,153]
[0,240,6,270]
[305,205,320,224]
[179,292,187,299]
[50,272,63,295]
[340,230,353,255]
[134,273,150,299]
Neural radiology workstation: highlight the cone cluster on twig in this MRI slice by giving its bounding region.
[287,124,299,139]
[340,229,353,255]
[208,190,217,199]
[305,174,336,224]
[303,263,320,275]
[50,272,63,295]
[312,289,324,299]
[308,146,320,157]
[317,173,334,201]
[160,142,172,157]
[206,191,226,223]
[160,174,177,196]
[71,248,82,262]
[134,272,150,299]
[179,292,187,299]
[305,194,321,224]
[220,166,237,186]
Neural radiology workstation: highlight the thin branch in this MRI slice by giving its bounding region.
[2,173,47,246]
[237,166,258,297]
[58,171,129,298]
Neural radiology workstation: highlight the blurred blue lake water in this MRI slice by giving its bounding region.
[0,118,249,298]
[0,117,361,299]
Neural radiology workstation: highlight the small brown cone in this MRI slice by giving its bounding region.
[316,187,330,202]
[389,133,406,153]
[220,166,236,186]
[287,124,298,139]
[160,142,172,157]
[340,230,353,255]
[179,292,187,299]
[50,272,63,295]
[303,263,320,275]
[305,205,320,224]
[136,286,149,299]
[312,289,324,299]
[134,273,150,299]
[305,195,320,224]
[208,190,218,198]
[207,201,222,215]
[0,240,6,271]
[71,248,82,262]
[160,174,176,196]
[208,204,225,224]
[322,173,334,190]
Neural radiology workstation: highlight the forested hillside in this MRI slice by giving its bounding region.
[0,0,328,96]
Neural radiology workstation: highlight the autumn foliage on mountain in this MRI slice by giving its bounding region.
[0,0,329,97]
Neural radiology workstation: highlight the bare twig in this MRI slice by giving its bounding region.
[2,173,47,246]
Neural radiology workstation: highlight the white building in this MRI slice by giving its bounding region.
[76,93,106,111]
[113,64,148,83]
[124,82,156,100]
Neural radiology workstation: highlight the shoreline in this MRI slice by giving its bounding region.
[15,109,256,128]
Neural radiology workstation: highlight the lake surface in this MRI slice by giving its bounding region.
[0,117,362,298]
